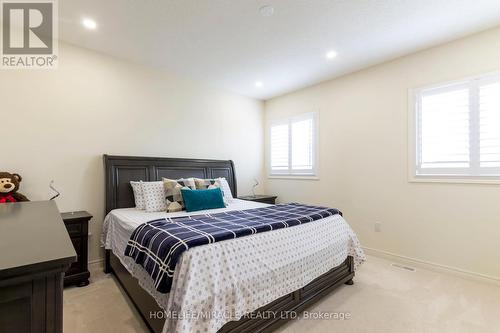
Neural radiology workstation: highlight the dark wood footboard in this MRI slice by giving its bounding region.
[106,249,354,333]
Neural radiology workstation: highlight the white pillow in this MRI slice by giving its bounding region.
[216,177,234,203]
[141,181,167,212]
[130,181,145,210]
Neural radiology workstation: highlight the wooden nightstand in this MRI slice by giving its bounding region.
[61,211,92,287]
[238,195,277,205]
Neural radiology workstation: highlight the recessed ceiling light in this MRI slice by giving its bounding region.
[255,81,263,88]
[259,5,274,17]
[326,50,338,59]
[82,18,97,30]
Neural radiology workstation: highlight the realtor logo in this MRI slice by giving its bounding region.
[1,0,58,69]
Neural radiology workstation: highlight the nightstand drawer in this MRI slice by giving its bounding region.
[65,222,82,236]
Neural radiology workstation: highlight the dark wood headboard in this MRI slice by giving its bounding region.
[104,155,237,214]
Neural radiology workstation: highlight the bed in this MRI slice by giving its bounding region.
[102,155,365,333]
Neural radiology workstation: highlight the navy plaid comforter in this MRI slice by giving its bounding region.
[124,203,341,293]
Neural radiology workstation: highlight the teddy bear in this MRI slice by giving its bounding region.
[0,172,29,203]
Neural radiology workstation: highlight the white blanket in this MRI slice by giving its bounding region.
[102,199,365,333]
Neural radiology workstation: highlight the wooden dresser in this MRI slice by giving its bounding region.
[0,201,76,333]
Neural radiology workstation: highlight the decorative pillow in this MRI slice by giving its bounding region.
[216,177,234,203]
[141,181,166,212]
[181,188,225,212]
[194,178,234,204]
[162,178,196,212]
[194,178,221,191]
[130,181,145,209]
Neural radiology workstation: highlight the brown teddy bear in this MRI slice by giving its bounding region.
[0,172,29,203]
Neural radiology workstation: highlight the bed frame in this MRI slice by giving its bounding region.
[103,155,355,333]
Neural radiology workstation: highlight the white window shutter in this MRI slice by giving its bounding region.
[420,88,470,169]
[291,116,314,172]
[479,82,500,168]
[270,123,289,171]
[415,72,500,178]
[270,113,317,176]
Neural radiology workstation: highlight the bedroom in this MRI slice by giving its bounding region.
[0,1,499,333]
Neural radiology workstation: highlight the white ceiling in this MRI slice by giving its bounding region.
[59,0,500,100]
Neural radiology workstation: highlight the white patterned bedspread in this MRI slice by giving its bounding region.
[102,199,365,333]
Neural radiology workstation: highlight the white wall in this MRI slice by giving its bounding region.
[0,42,264,262]
[264,27,500,279]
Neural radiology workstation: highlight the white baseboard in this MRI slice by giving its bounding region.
[363,246,500,286]
[88,258,104,270]
[88,258,104,265]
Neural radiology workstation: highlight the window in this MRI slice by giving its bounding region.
[412,73,500,180]
[270,113,317,176]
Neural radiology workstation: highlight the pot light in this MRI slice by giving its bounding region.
[326,50,337,59]
[82,18,97,30]
[255,81,263,88]
[259,5,274,17]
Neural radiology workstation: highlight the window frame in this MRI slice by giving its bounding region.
[408,71,500,184]
[268,112,319,178]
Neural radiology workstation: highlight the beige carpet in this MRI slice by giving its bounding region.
[64,255,500,333]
